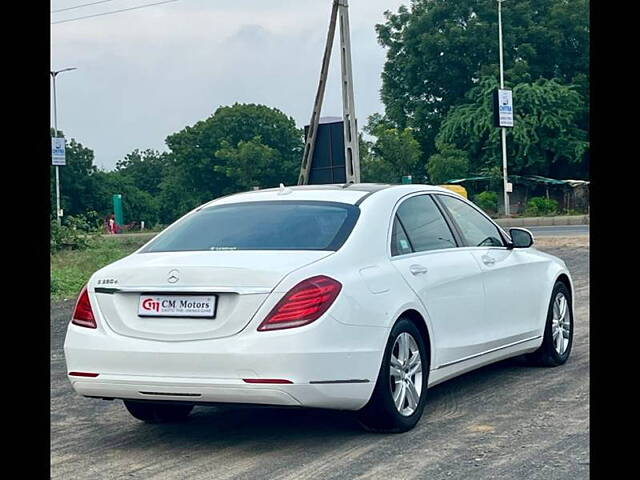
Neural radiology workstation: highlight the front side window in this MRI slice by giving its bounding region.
[393,195,457,255]
[142,201,360,252]
[437,195,505,247]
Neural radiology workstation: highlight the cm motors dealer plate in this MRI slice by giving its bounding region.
[138,294,217,318]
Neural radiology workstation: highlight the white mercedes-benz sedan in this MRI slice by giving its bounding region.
[64,184,574,432]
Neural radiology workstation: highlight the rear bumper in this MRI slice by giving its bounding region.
[64,314,388,411]
[70,375,374,410]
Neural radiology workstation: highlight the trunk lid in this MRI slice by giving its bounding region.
[91,250,332,341]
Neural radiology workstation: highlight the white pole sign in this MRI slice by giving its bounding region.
[497,89,514,127]
[51,137,66,166]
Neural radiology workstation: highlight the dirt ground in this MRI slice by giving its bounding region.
[50,243,589,479]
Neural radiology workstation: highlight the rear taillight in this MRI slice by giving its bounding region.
[258,275,342,331]
[71,285,97,329]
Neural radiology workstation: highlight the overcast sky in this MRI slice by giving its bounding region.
[51,0,407,170]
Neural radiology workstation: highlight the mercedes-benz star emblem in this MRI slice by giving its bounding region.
[167,269,180,284]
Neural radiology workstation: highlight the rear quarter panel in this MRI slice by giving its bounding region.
[265,188,439,369]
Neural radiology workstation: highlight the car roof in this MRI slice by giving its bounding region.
[203,183,459,208]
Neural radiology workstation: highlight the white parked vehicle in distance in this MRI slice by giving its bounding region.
[64,184,574,432]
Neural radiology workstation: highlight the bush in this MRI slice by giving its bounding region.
[50,221,93,253]
[564,208,587,216]
[51,211,105,253]
[473,191,498,215]
[525,197,559,217]
[63,211,103,233]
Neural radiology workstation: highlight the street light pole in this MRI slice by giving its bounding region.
[497,0,510,216]
[50,67,76,226]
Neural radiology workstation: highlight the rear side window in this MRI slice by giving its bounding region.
[142,201,360,252]
[437,195,505,247]
[391,216,413,256]
[393,195,456,255]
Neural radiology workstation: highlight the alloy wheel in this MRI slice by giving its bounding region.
[551,292,570,355]
[389,332,423,416]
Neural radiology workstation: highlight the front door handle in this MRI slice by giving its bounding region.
[409,264,429,276]
[481,255,496,266]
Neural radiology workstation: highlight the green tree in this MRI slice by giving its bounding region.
[376,0,589,160]
[477,165,504,191]
[426,144,469,183]
[115,149,169,196]
[215,137,280,191]
[95,171,161,226]
[49,131,164,226]
[160,103,303,222]
[362,114,424,183]
[361,132,396,183]
[435,76,588,178]
[50,132,103,218]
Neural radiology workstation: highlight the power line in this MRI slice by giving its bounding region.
[51,0,179,24]
[52,0,122,14]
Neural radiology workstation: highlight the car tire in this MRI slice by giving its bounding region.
[357,318,429,433]
[123,400,194,423]
[526,281,574,367]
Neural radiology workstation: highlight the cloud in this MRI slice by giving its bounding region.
[51,0,407,169]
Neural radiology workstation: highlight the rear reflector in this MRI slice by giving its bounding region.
[257,275,342,331]
[68,372,99,378]
[243,379,293,384]
[71,285,97,329]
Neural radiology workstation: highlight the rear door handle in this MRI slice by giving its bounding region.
[409,264,429,276]
[481,255,496,266]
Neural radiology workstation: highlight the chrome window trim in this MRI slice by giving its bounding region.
[431,192,512,249]
[387,191,461,259]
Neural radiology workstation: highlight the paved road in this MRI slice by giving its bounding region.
[526,225,589,237]
[51,245,589,480]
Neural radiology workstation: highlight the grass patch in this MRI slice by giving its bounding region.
[51,236,151,301]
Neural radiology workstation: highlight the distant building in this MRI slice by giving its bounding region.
[444,175,590,215]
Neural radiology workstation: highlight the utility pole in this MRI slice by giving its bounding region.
[298,0,360,185]
[337,0,360,183]
[298,1,339,186]
[497,0,510,216]
[50,67,77,225]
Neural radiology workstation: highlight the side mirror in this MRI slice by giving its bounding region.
[509,228,534,248]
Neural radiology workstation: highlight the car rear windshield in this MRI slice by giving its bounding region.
[141,201,360,253]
